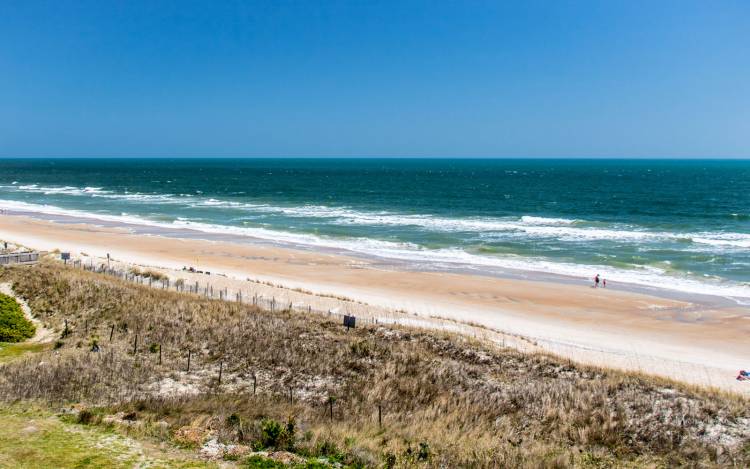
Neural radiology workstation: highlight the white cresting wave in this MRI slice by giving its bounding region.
[1,199,749,303]
[8,184,185,203]
[1,184,749,248]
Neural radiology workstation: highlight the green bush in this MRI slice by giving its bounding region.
[243,455,286,469]
[259,417,295,450]
[316,440,341,459]
[0,293,35,342]
[77,409,96,425]
[417,442,430,461]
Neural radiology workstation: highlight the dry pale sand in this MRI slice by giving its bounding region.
[1,214,749,394]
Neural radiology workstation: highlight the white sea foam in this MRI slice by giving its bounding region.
[519,216,576,225]
[17,184,104,196]
[691,233,750,249]
[1,199,749,303]
[2,183,750,249]
[9,184,181,203]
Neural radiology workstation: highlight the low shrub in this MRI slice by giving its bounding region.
[77,409,96,425]
[0,293,35,342]
[243,455,286,469]
[259,417,295,451]
[143,270,166,281]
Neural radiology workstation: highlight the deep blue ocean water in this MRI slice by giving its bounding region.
[1,158,748,301]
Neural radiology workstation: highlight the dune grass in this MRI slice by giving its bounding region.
[0,261,748,467]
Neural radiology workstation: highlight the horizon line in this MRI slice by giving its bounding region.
[1,156,749,160]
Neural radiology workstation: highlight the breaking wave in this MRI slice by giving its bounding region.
[1,198,748,303]
[1,183,750,248]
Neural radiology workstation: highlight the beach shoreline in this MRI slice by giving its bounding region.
[1,211,749,394]
[1,201,743,309]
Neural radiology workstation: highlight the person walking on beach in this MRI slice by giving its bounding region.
[594,274,600,288]
[602,278,607,288]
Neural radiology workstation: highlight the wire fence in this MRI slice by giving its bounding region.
[67,258,547,352]
[67,258,538,350]
[74,259,384,328]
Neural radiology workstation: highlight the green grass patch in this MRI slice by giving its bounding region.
[0,342,48,364]
[243,455,287,468]
[0,293,35,342]
[242,455,336,469]
[0,405,216,468]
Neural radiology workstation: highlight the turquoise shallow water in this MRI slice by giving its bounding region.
[0,158,748,302]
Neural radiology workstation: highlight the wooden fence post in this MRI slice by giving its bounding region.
[187,349,191,372]
[109,324,115,342]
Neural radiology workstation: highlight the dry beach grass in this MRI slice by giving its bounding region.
[0,261,749,467]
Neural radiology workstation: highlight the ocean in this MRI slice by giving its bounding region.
[0,158,748,303]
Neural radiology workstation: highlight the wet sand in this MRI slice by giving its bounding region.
[1,213,748,394]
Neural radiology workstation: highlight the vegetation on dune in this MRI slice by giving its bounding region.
[128,266,167,281]
[0,261,748,467]
[0,292,35,342]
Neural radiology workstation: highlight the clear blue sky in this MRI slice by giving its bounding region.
[1,1,748,157]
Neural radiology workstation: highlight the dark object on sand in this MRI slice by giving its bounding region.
[343,315,356,330]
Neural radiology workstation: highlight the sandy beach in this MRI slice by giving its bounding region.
[1,213,749,394]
